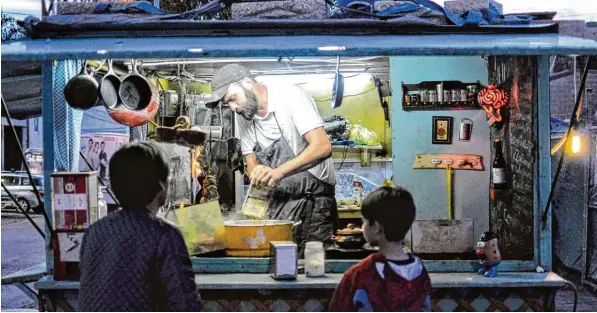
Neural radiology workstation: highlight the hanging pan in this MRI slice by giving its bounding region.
[107,60,160,127]
[64,60,100,110]
[331,56,344,109]
[99,59,121,110]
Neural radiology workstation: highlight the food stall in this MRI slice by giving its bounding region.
[2,5,597,311]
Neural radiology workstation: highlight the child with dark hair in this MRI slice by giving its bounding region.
[330,186,431,312]
[79,141,200,311]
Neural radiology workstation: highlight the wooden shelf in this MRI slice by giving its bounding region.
[402,80,484,111]
[332,145,383,167]
[403,102,481,111]
[332,145,383,151]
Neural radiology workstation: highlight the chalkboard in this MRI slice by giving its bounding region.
[488,56,535,260]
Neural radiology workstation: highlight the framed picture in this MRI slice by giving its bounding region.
[432,116,453,144]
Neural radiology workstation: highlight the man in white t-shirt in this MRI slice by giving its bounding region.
[206,64,337,253]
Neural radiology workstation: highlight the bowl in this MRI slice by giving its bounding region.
[333,233,366,250]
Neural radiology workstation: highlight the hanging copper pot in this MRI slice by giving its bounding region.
[107,60,159,127]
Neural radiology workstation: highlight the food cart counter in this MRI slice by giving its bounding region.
[34,270,567,311]
[3,19,597,312]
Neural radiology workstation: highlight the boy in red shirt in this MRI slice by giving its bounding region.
[330,186,431,312]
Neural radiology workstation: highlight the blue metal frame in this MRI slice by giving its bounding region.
[41,60,55,273]
[2,34,597,61]
[536,55,552,270]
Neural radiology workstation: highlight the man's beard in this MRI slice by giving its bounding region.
[237,87,259,121]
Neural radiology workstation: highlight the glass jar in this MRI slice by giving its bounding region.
[98,186,107,219]
[305,241,325,277]
[429,90,438,103]
[420,90,429,103]
[451,90,459,102]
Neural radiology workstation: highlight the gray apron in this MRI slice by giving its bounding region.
[252,113,337,254]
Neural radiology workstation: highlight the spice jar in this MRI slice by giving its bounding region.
[451,90,459,102]
[420,90,429,103]
[443,90,451,103]
[429,90,438,103]
[305,241,325,277]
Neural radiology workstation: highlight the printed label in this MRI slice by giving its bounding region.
[492,168,506,184]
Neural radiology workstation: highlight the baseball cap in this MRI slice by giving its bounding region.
[206,64,253,109]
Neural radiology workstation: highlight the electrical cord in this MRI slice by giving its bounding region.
[562,279,578,312]
[335,145,349,171]
[313,87,377,102]
[541,56,593,227]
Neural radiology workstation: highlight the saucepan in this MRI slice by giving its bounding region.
[224,220,302,257]
[99,59,121,110]
[106,60,160,126]
[64,60,100,110]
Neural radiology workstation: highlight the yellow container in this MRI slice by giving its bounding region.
[224,220,294,257]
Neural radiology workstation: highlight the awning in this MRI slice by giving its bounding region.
[3,33,597,62]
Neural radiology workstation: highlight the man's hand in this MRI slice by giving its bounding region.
[250,165,284,188]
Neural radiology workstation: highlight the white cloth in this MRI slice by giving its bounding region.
[375,256,424,281]
[236,80,336,185]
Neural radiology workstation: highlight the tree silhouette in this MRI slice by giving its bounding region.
[1,13,27,42]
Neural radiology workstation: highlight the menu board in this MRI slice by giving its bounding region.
[488,56,535,260]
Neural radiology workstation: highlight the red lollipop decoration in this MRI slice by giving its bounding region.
[479,85,509,109]
[478,85,510,126]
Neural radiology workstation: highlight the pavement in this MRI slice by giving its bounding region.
[1,213,46,310]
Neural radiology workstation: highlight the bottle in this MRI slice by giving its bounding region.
[304,241,325,277]
[98,185,108,219]
[352,176,363,206]
[492,139,507,190]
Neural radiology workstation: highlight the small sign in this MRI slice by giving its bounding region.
[51,172,97,230]
[58,232,85,262]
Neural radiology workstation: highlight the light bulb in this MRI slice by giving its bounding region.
[571,135,582,154]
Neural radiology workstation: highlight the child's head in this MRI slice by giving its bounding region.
[361,186,416,245]
[109,141,170,214]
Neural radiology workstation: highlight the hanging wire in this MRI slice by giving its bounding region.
[542,56,593,227]
[313,87,377,102]
[335,145,349,171]
[550,55,558,73]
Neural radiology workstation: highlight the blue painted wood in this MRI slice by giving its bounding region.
[191,257,537,273]
[35,276,80,290]
[33,271,566,291]
[537,55,552,270]
[41,60,54,273]
[192,257,270,273]
[2,34,597,62]
[1,263,47,285]
[390,56,490,243]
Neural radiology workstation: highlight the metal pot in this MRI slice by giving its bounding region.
[108,60,160,127]
[120,59,158,111]
[224,220,301,257]
[99,59,121,110]
[331,56,344,109]
[64,61,99,110]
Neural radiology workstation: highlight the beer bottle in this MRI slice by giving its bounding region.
[492,139,507,189]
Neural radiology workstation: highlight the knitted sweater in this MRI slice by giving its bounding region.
[79,210,200,311]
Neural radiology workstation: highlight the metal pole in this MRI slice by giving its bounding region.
[1,95,54,234]
[1,182,45,239]
[78,151,120,206]
[582,61,595,285]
